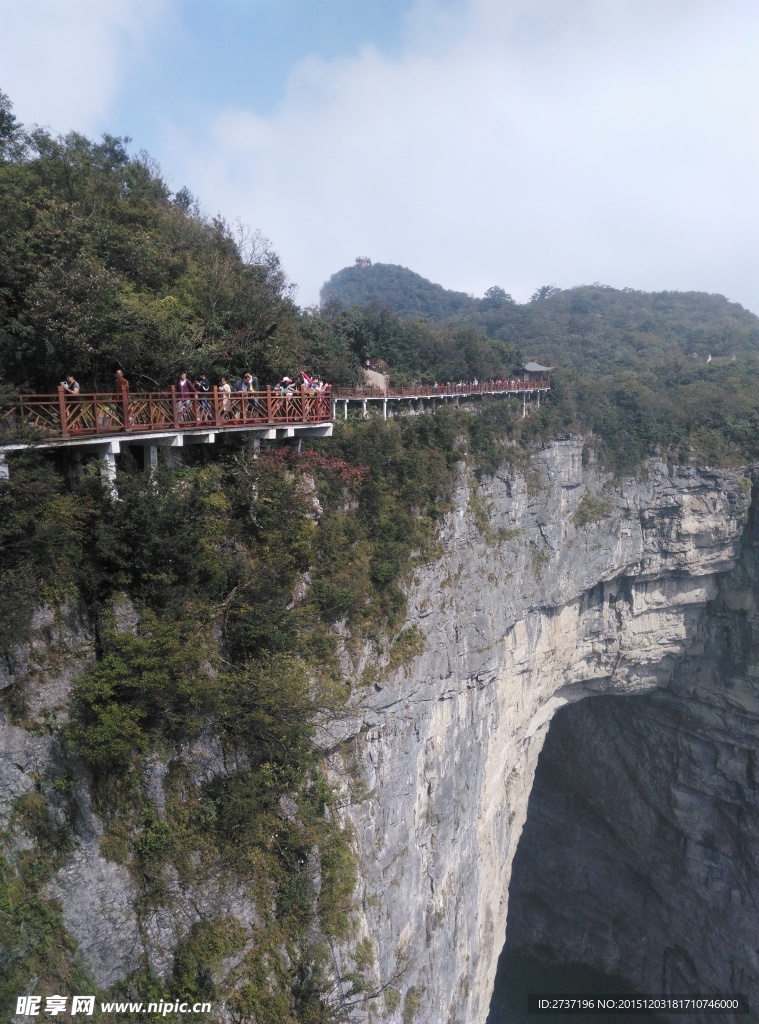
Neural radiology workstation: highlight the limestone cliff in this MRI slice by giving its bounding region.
[336,438,753,1023]
[1,438,755,1022]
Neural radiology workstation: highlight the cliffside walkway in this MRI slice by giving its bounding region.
[330,376,551,419]
[0,376,550,486]
[0,386,333,487]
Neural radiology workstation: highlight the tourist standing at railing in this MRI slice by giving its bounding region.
[176,371,196,421]
[194,372,211,419]
[219,377,232,418]
[61,374,80,395]
[114,369,129,392]
[249,373,262,415]
[231,373,258,418]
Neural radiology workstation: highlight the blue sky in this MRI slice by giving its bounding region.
[109,0,418,146]
[2,0,758,312]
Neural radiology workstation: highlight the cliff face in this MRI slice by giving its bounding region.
[504,509,759,1017]
[338,439,753,1023]
[1,439,755,1020]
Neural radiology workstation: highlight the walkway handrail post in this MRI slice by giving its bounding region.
[266,385,273,424]
[170,385,179,428]
[57,386,69,439]
[212,386,220,426]
[119,384,130,430]
[301,385,308,423]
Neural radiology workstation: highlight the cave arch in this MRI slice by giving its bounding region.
[488,663,759,1023]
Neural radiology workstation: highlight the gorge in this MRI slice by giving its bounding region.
[2,435,757,1023]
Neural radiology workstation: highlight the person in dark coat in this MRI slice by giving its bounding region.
[194,372,211,419]
[176,371,196,421]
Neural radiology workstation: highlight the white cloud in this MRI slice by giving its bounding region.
[165,0,759,310]
[0,0,168,135]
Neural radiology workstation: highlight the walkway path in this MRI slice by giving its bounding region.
[330,376,551,419]
[0,376,550,485]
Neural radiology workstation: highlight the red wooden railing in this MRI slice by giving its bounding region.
[332,377,550,399]
[0,378,550,443]
[0,386,332,441]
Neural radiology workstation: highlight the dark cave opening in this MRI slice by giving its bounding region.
[486,684,757,1024]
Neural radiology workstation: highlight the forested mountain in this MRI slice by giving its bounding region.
[320,260,759,470]
[320,261,480,321]
[463,285,759,373]
[321,260,758,373]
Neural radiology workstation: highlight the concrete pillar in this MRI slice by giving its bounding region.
[383,399,387,420]
[144,444,159,473]
[99,446,118,498]
[0,451,8,482]
[361,399,367,419]
[343,400,348,420]
[454,396,459,408]
[537,390,541,408]
[331,399,337,420]
[65,450,83,488]
[522,392,527,418]
[243,435,262,461]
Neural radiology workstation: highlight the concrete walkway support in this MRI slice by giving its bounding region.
[0,420,333,493]
[97,441,119,498]
[142,444,159,473]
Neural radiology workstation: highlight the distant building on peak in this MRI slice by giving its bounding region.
[354,257,372,268]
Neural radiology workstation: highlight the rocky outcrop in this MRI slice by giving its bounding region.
[337,440,753,1023]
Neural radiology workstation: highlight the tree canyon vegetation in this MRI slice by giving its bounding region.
[2,93,759,1023]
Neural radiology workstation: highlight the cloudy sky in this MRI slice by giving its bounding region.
[2,0,758,311]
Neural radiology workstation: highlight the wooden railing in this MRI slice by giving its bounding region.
[0,378,551,443]
[332,377,550,399]
[0,386,333,442]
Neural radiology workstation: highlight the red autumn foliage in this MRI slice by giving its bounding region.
[256,447,369,486]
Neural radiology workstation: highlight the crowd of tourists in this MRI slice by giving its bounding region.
[58,369,331,423]
[60,370,330,398]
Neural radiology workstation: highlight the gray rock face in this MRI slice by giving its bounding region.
[337,441,753,1024]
